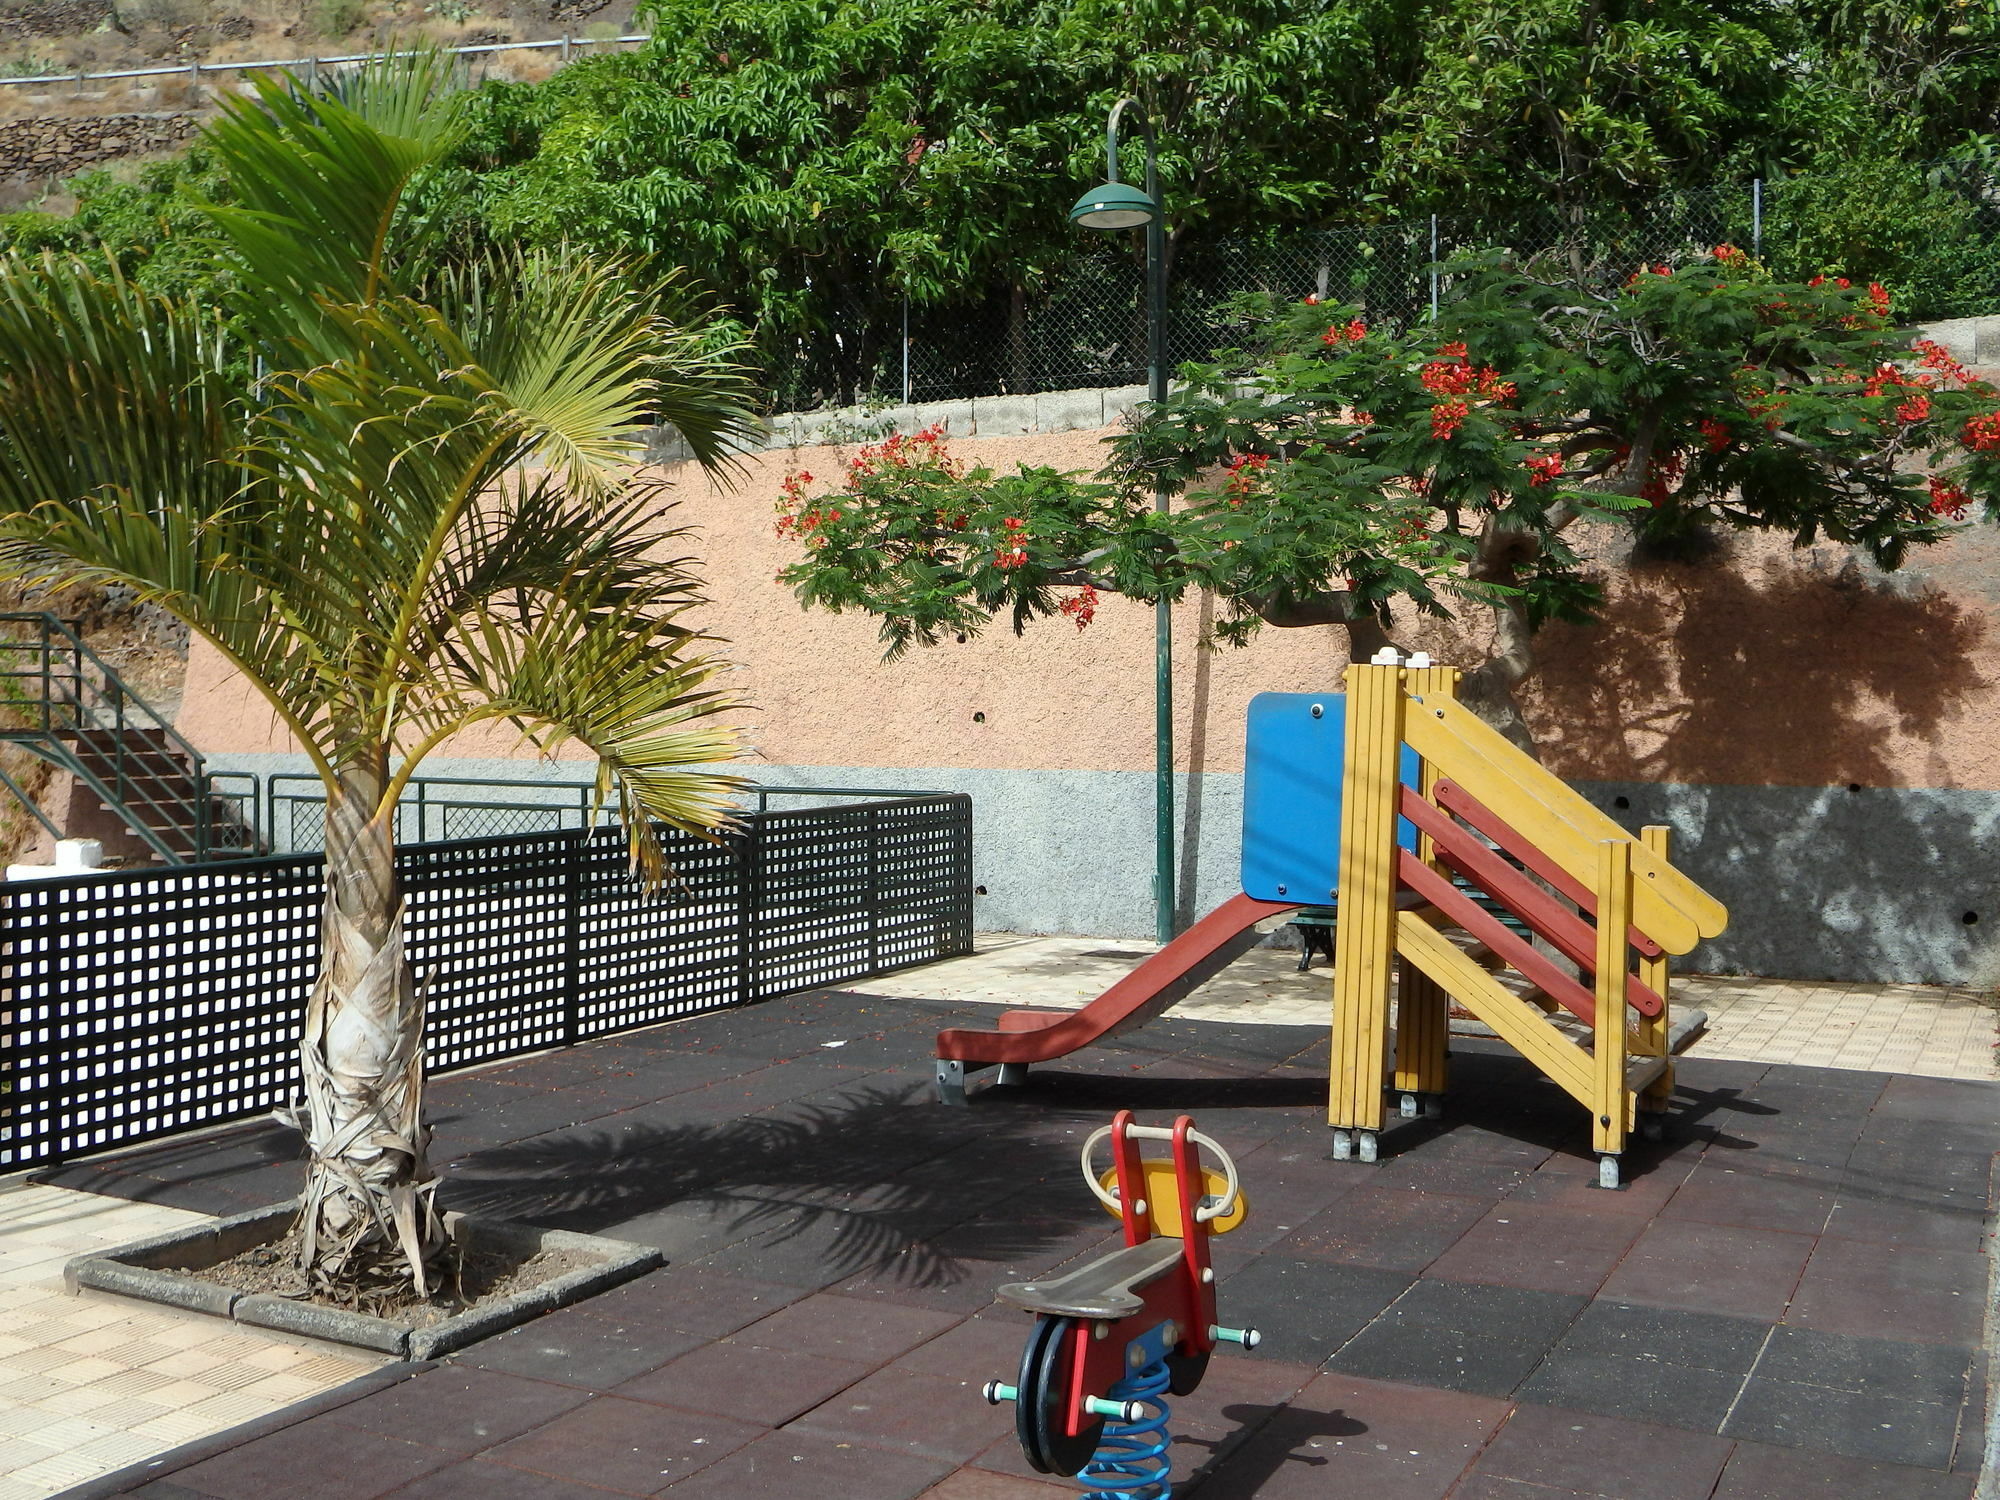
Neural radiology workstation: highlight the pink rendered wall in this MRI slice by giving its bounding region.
[175,426,2000,793]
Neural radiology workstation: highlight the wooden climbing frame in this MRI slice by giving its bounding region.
[1327,659,1727,1184]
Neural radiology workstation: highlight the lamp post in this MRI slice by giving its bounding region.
[1069,98,1176,947]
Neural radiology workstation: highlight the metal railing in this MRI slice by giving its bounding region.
[0,32,650,90]
[0,790,975,1170]
[0,612,258,862]
[261,773,957,851]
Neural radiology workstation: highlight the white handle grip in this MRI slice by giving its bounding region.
[1080,1123,1240,1223]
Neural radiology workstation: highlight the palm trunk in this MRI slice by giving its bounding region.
[296,757,441,1303]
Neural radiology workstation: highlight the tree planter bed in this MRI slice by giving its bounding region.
[64,1201,662,1359]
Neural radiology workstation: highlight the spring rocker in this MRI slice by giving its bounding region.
[980,1112,1260,1498]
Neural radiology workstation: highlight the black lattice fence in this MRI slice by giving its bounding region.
[0,792,972,1170]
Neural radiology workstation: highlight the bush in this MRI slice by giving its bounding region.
[307,0,365,37]
[1763,151,2000,321]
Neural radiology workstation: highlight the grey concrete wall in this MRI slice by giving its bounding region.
[208,752,1247,940]
[1574,781,2000,988]
[209,758,2000,987]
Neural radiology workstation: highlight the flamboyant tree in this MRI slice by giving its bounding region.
[777,249,2000,741]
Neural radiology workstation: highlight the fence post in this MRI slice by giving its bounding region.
[1428,215,1440,320]
[561,32,571,62]
[560,828,582,1043]
[1752,178,1763,259]
[901,297,911,405]
[867,806,881,974]
[737,817,758,1006]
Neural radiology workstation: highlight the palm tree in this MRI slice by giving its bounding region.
[0,54,758,1303]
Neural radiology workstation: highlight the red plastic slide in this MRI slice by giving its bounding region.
[933,893,1300,1103]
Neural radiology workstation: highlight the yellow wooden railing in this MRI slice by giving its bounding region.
[1327,658,1727,1185]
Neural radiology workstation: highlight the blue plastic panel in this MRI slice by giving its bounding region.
[1240,692,1419,904]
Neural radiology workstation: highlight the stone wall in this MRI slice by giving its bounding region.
[0,111,199,190]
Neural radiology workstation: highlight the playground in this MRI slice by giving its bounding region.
[35,980,1990,1499]
[16,653,1991,1500]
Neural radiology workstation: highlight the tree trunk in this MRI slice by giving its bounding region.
[296,756,441,1304]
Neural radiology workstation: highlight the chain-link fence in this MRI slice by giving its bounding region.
[769,174,2000,413]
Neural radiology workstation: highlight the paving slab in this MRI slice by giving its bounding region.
[24,978,1998,1500]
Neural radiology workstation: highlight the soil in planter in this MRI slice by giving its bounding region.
[198,1228,594,1326]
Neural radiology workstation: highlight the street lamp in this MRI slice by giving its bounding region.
[1069,98,1176,947]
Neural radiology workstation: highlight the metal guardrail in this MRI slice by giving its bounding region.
[0,612,256,862]
[262,773,955,851]
[0,32,650,90]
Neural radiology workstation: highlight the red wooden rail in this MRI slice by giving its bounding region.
[1433,779,1664,960]
[1398,788,1664,1018]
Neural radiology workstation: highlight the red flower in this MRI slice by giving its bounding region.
[1699,418,1733,453]
[1867,282,1891,317]
[1430,400,1469,441]
[1223,452,1270,506]
[1915,338,1972,386]
[1640,452,1687,504]
[1523,452,1564,486]
[1965,412,2000,452]
[1896,393,1931,426]
[1058,584,1100,630]
[1928,476,1971,520]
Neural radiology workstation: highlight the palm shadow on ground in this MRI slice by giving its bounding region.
[435,1079,1127,1288]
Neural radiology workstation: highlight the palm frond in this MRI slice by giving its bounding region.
[200,48,468,331]
[436,249,762,490]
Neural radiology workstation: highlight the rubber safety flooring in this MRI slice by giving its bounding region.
[36,987,1995,1499]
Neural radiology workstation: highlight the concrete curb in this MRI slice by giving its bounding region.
[46,1359,437,1499]
[66,1201,664,1361]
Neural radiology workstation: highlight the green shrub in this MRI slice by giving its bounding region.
[1763,151,2000,322]
[308,0,366,37]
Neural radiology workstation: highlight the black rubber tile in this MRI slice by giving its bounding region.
[1329,1281,1586,1398]
[1724,1373,1960,1469]
[1712,1439,1976,1499]
[1213,1258,1415,1367]
[1516,1298,1783,1429]
[1523,1347,1750,1431]
[1870,1075,2000,1127]
[1536,1299,1773,1372]
[1754,1326,1974,1404]
[1823,1177,1987,1255]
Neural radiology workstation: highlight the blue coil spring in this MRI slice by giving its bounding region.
[1076,1354,1172,1500]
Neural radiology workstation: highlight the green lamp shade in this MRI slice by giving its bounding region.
[1069,181,1160,230]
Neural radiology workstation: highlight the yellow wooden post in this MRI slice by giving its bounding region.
[1393,661,1458,1115]
[1635,824,1673,1124]
[1591,838,1633,1187]
[1329,657,1404,1161]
